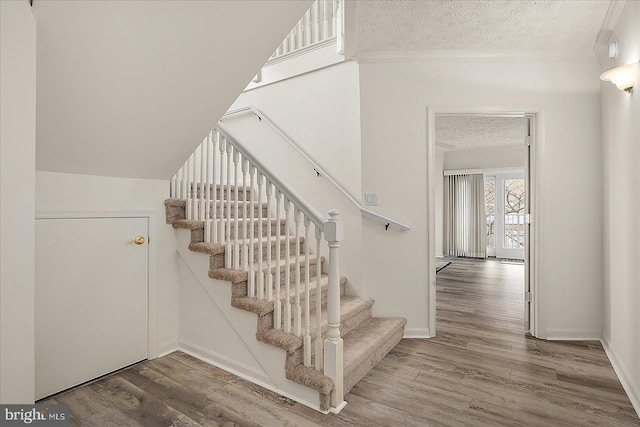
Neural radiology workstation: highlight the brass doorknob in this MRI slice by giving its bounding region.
[129,236,145,245]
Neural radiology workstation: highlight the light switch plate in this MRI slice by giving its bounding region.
[365,192,378,206]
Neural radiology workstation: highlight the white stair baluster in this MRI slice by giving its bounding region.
[265,179,273,302]
[225,141,232,267]
[283,197,292,333]
[332,0,338,37]
[315,227,323,371]
[199,138,207,221]
[297,20,303,49]
[274,190,283,329]
[304,10,312,47]
[256,173,264,300]
[180,161,187,200]
[241,159,249,270]
[304,216,312,366]
[248,166,256,298]
[211,132,219,243]
[294,207,302,336]
[170,174,177,198]
[218,136,226,244]
[233,148,240,269]
[186,155,193,220]
[313,0,320,43]
[204,135,211,242]
[322,0,329,41]
[189,152,198,219]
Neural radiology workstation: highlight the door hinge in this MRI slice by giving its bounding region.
[148,236,150,244]
[525,291,532,303]
[525,214,531,224]
[525,136,532,146]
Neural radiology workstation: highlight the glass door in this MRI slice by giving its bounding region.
[484,176,496,257]
[496,172,525,259]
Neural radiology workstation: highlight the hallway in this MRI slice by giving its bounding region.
[41,258,639,426]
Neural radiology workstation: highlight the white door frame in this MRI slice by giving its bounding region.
[35,210,161,358]
[427,106,543,338]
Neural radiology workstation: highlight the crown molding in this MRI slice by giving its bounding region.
[595,0,627,46]
[355,49,598,63]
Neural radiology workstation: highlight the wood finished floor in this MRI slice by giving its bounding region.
[41,257,639,426]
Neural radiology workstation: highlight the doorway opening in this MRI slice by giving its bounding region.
[427,109,539,339]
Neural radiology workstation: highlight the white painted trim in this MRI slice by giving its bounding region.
[444,167,523,176]
[601,333,640,418]
[35,209,161,359]
[154,345,179,359]
[179,340,325,413]
[356,50,598,63]
[545,329,602,340]
[427,106,544,339]
[595,0,627,46]
[265,38,337,66]
[403,328,431,339]
[329,400,347,414]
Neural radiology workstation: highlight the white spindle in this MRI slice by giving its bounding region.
[322,0,330,40]
[180,161,187,200]
[297,20,304,49]
[242,159,249,270]
[284,198,292,333]
[199,138,207,220]
[218,136,226,244]
[304,10,312,47]
[186,156,193,219]
[313,1,320,43]
[248,166,256,298]
[257,173,264,300]
[204,135,212,242]
[171,174,177,198]
[332,0,338,37]
[315,227,323,371]
[324,210,344,408]
[233,148,240,269]
[211,133,219,243]
[265,180,273,302]
[192,150,199,220]
[274,190,283,329]
[225,141,232,267]
[294,207,302,336]
[304,216,312,366]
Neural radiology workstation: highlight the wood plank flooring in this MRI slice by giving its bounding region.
[40,257,639,426]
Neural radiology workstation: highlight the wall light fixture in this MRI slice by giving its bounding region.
[600,62,639,93]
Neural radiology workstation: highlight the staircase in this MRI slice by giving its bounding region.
[165,125,406,413]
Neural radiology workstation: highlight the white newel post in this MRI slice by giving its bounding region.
[323,209,344,409]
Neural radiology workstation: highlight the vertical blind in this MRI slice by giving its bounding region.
[444,174,487,258]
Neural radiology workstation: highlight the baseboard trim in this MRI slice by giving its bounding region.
[544,328,602,340]
[153,343,179,359]
[178,339,324,413]
[403,328,432,339]
[601,334,640,418]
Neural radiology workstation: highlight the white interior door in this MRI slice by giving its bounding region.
[35,217,148,399]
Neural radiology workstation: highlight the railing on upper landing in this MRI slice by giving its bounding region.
[268,0,343,63]
[169,124,345,410]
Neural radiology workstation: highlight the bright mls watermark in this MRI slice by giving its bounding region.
[0,405,69,426]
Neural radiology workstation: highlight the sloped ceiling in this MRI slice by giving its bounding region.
[355,0,610,53]
[33,0,312,179]
[436,116,526,150]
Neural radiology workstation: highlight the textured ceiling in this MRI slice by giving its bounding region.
[356,0,611,52]
[436,116,527,150]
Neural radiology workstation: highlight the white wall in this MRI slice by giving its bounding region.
[443,145,525,171]
[599,0,640,414]
[33,0,313,180]
[36,172,179,355]
[359,59,603,338]
[226,61,364,294]
[0,0,37,404]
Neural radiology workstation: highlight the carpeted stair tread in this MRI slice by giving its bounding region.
[341,317,406,396]
[231,275,347,316]
[209,254,322,284]
[189,235,303,256]
[285,365,334,395]
[255,296,374,353]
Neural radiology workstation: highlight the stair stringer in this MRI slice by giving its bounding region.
[175,228,325,412]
